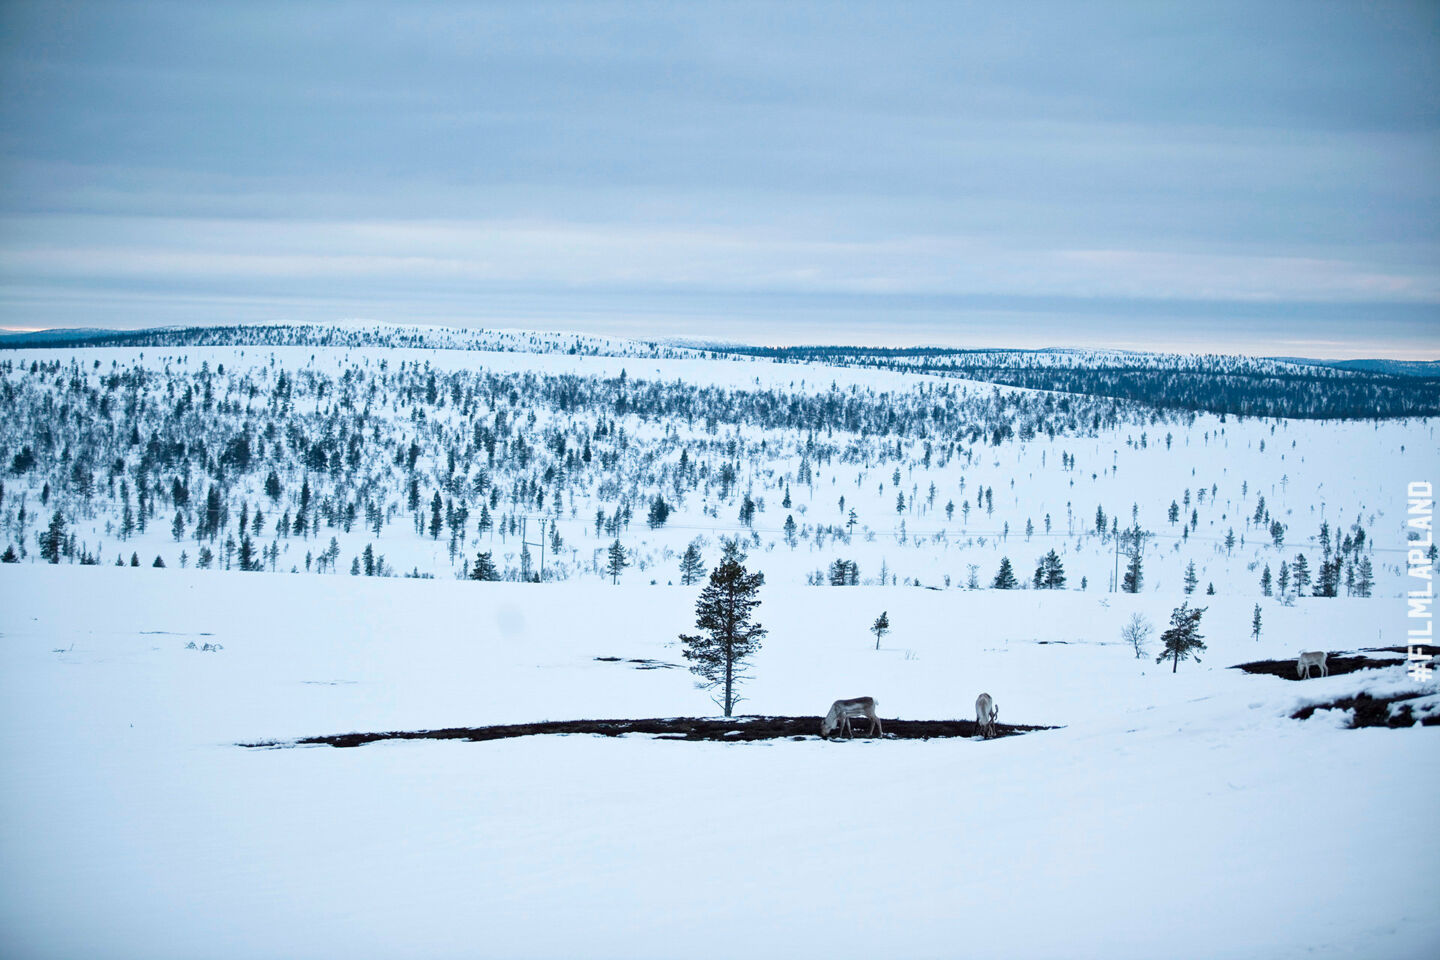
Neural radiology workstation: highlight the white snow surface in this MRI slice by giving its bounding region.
[2,564,1437,960]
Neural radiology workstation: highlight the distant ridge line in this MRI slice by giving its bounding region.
[3,322,1436,418]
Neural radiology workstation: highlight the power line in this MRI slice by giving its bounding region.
[480,512,1420,553]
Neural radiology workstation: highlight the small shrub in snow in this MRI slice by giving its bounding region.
[1121,613,1153,659]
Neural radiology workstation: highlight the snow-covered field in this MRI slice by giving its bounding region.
[2,563,1436,959]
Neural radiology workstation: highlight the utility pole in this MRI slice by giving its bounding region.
[1112,527,1121,592]
[521,517,546,582]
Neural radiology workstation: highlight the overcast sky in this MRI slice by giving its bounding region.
[1,1,1437,356]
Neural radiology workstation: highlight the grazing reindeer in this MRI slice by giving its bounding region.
[975,692,999,739]
[1296,651,1328,679]
[821,697,883,738]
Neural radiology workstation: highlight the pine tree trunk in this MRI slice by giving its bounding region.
[723,585,736,717]
[1172,650,1179,673]
[724,636,733,717]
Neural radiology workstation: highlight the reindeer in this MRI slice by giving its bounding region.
[821,697,883,738]
[975,692,998,739]
[1296,651,1328,679]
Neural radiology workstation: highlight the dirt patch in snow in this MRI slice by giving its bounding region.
[242,716,1055,749]
[1366,644,1440,657]
[1230,651,1406,681]
[1291,692,1440,728]
[593,657,681,670]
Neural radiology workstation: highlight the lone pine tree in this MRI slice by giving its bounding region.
[1354,555,1374,598]
[1292,553,1311,594]
[606,539,629,584]
[1157,602,1207,673]
[679,540,766,717]
[872,610,890,650]
[679,542,705,585]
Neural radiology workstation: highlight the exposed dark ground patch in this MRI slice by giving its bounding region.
[593,657,681,670]
[1292,692,1440,728]
[1366,644,1440,657]
[242,716,1055,749]
[1231,651,1407,680]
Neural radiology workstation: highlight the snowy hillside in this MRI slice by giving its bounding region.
[2,335,1434,602]
[0,320,702,360]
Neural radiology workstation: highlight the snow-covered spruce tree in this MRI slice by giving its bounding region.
[1251,604,1262,642]
[470,550,499,581]
[39,510,65,564]
[1032,549,1065,589]
[872,610,890,650]
[992,557,1018,589]
[606,538,629,584]
[1183,560,1198,595]
[679,540,766,717]
[1156,602,1207,673]
[828,559,859,586]
[1354,556,1374,598]
[1122,548,1142,593]
[1292,554,1311,594]
[679,542,705,586]
[238,534,260,572]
